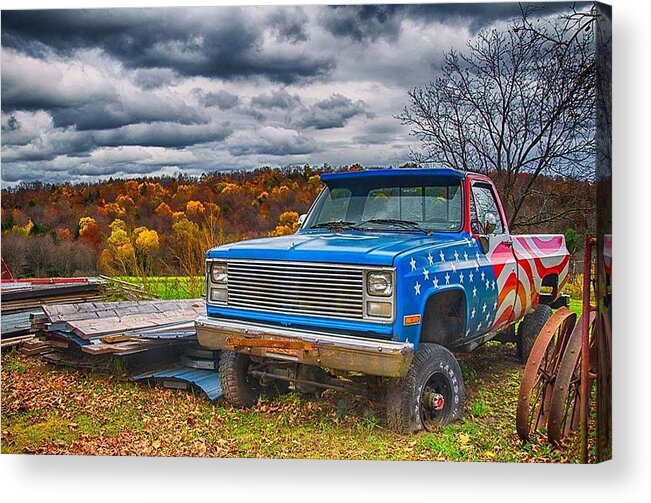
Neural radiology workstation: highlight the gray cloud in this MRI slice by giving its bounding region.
[228,127,317,157]
[0,3,591,185]
[94,122,232,148]
[1,8,333,85]
[298,94,367,130]
[251,89,302,110]
[320,5,403,43]
[197,90,240,110]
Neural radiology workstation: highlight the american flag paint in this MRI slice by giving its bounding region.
[404,233,569,338]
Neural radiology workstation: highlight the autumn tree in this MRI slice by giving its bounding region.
[399,11,596,230]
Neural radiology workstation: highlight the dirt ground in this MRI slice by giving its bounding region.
[1,341,588,462]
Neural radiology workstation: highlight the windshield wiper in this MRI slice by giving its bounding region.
[311,220,357,230]
[357,219,428,234]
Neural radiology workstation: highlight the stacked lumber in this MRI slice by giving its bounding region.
[1,277,105,314]
[26,299,204,357]
[16,298,224,401]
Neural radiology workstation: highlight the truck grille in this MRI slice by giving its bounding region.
[226,260,364,320]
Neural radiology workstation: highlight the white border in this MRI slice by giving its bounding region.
[1,0,649,501]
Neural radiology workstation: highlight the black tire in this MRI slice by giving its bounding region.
[517,304,553,363]
[386,343,465,434]
[218,351,261,408]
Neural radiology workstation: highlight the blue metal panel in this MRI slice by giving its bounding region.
[206,230,446,265]
[133,367,223,401]
[206,305,393,338]
[392,233,499,348]
[320,168,467,182]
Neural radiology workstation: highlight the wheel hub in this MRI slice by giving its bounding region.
[425,391,445,411]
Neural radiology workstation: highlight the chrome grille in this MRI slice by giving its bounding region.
[226,260,364,320]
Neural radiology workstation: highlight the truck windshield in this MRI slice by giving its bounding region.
[305,178,463,233]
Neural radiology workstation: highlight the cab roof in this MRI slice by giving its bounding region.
[320,167,468,182]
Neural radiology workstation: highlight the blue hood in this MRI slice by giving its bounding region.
[206,230,468,266]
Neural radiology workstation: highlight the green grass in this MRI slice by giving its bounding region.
[1,342,588,461]
[119,276,204,299]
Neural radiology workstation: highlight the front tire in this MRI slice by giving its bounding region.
[517,304,553,363]
[386,343,465,433]
[219,351,261,408]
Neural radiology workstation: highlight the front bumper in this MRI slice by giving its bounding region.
[195,316,413,377]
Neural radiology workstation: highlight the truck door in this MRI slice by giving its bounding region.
[470,181,518,331]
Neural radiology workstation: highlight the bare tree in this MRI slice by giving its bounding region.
[399,6,596,230]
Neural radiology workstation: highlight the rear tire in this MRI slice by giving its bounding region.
[386,343,465,434]
[517,304,553,363]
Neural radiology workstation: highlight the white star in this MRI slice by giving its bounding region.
[482,303,487,313]
[486,311,491,321]
[493,301,498,310]
[433,277,439,289]
[471,307,476,319]
[481,271,486,281]
[475,261,480,271]
[467,238,473,247]
[423,268,429,281]
[463,251,469,261]
[486,279,490,290]
[439,250,446,262]
[451,262,457,273]
[459,271,464,283]
[469,272,474,283]
[475,252,481,261]
[445,272,450,285]
[492,281,496,290]
[427,252,434,266]
[410,257,416,271]
[414,281,421,295]
[472,286,477,297]
[454,251,459,261]
[477,321,483,330]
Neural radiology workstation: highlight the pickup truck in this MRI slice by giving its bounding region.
[196,168,570,433]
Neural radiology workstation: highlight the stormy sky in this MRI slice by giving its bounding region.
[1,3,581,186]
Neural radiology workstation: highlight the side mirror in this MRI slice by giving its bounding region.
[298,214,307,228]
[483,212,497,235]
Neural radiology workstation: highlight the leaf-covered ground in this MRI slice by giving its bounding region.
[1,341,590,462]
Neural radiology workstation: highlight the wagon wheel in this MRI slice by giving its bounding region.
[547,311,597,446]
[516,307,577,441]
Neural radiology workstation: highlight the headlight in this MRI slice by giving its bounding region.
[367,271,393,297]
[210,262,227,283]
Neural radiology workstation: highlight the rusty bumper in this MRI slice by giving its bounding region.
[195,316,413,378]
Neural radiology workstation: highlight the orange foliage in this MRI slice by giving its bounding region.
[155,202,173,218]
[78,216,102,248]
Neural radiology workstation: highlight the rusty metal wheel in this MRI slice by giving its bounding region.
[547,312,597,446]
[516,307,577,441]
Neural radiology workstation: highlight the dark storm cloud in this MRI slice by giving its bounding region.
[268,7,309,43]
[251,89,302,110]
[1,3,589,185]
[50,98,207,131]
[229,128,318,157]
[132,68,179,89]
[321,2,587,39]
[197,90,240,110]
[298,94,367,130]
[320,5,403,43]
[94,122,232,148]
[1,8,332,84]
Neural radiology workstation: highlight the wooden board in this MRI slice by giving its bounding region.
[42,299,204,339]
